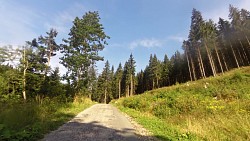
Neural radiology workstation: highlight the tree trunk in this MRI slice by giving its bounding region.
[185,49,193,81]
[156,77,159,88]
[197,47,206,78]
[130,74,133,96]
[245,35,250,48]
[190,54,197,80]
[213,43,224,74]
[235,45,244,66]
[126,86,129,97]
[152,79,155,90]
[22,48,27,101]
[104,87,107,104]
[199,47,206,78]
[118,79,121,99]
[220,50,229,71]
[204,42,216,77]
[229,42,240,68]
[209,47,217,76]
[239,39,250,65]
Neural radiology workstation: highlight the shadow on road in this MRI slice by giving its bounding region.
[43,121,158,141]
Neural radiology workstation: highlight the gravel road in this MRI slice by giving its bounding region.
[42,104,157,141]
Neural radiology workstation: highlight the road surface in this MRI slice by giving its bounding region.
[43,104,156,141]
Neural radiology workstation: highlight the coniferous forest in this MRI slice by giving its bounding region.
[0,5,250,140]
[0,5,250,103]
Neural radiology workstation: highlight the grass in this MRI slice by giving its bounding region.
[113,67,250,141]
[0,96,95,141]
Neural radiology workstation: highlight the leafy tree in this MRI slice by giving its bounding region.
[60,11,109,95]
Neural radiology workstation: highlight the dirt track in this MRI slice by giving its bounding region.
[42,104,157,141]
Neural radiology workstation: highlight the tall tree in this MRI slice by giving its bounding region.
[114,63,123,99]
[128,53,136,96]
[38,29,59,76]
[101,61,111,104]
[60,11,109,94]
[161,54,170,86]
[218,18,240,68]
[188,8,206,79]
[148,54,161,89]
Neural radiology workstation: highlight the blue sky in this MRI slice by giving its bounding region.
[0,0,249,75]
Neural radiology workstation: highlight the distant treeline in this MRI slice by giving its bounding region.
[0,5,249,103]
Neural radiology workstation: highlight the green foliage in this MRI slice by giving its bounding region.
[0,98,94,141]
[114,67,250,140]
[60,11,109,94]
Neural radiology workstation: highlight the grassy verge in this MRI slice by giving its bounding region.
[113,67,250,141]
[0,97,95,141]
[116,105,200,141]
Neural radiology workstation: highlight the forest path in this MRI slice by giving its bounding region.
[42,104,156,141]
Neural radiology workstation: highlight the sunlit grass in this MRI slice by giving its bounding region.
[0,97,95,140]
[113,66,250,141]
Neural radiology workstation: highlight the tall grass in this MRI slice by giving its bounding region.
[114,67,250,140]
[0,97,94,140]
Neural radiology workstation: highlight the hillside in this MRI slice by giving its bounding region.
[113,67,250,141]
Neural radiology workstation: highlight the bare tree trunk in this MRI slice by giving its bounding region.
[220,50,229,71]
[204,42,216,77]
[197,47,206,78]
[190,54,197,80]
[239,39,250,65]
[235,45,244,66]
[229,42,240,68]
[185,49,193,81]
[245,35,250,48]
[213,43,224,74]
[22,47,27,101]
[199,47,206,78]
[209,48,217,76]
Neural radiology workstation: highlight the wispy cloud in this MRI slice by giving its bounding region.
[44,3,88,35]
[168,35,185,43]
[129,38,165,49]
[203,0,250,22]
[0,1,40,45]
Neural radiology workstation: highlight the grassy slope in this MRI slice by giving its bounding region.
[0,97,95,141]
[113,67,250,141]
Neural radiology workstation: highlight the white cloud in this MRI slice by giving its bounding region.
[129,38,165,49]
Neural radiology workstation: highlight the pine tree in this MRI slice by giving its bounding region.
[114,63,123,99]
[60,11,109,94]
[188,8,206,79]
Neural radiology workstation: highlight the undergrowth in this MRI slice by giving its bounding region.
[0,96,94,141]
[113,67,250,141]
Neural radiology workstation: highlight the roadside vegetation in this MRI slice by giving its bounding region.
[0,97,94,140]
[113,67,250,141]
[1,4,250,141]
